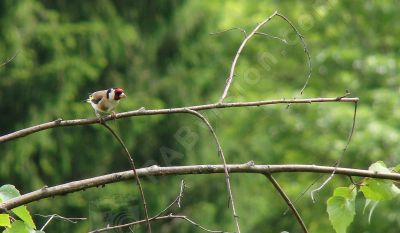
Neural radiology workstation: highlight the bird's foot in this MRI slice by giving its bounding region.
[111,111,117,120]
[96,113,105,124]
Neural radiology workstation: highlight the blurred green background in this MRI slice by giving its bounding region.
[1,0,399,232]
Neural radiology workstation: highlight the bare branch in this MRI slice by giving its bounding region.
[0,97,359,143]
[219,11,279,103]
[275,13,312,95]
[178,180,185,208]
[89,214,229,233]
[254,32,288,44]
[218,11,312,102]
[283,175,324,215]
[100,122,152,233]
[1,163,399,212]
[184,109,241,233]
[210,27,247,38]
[0,50,20,68]
[90,180,230,233]
[310,102,358,202]
[36,214,86,231]
[264,173,308,233]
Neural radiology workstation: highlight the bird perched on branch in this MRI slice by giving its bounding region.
[84,88,126,119]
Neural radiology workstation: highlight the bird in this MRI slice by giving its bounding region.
[84,88,127,119]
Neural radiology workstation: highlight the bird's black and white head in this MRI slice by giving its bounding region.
[107,88,126,101]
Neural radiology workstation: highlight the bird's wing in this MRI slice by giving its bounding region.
[89,90,107,104]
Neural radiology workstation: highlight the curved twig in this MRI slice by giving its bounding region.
[89,214,229,233]
[219,11,279,103]
[0,97,359,143]
[218,11,312,102]
[254,32,288,43]
[275,13,312,95]
[210,27,247,38]
[310,102,358,202]
[184,109,241,233]
[100,122,152,233]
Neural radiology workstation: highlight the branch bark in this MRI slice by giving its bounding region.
[264,173,308,233]
[0,97,358,143]
[1,163,399,212]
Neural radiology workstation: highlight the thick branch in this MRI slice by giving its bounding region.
[1,163,398,212]
[0,97,358,143]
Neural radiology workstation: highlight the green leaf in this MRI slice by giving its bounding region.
[0,185,21,203]
[2,220,30,233]
[0,185,36,229]
[327,187,357,233]
[368,161,391,173]
[12,206,36,229]
[393,164,400,172]
[360,179,399,201]
[1,220,41,233]
[0,214,11,227]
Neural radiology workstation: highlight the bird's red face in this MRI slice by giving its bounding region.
[114,88,126,100]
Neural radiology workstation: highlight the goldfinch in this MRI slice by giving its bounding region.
[84,88,127,117]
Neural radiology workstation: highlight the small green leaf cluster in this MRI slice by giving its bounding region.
[327,161,400,233]
[0,185,43,233]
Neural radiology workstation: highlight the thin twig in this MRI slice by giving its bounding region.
[264,173,308,233]
[283,174,324,215]
[0,97,359,143]
[219,11,279,103]
[178,180,185,208]
[218,11,312,102]
[184,109,241,233]
[275,13,312,95]
[89,214,229,233]
[310,102,358,202]
[210,27,247,38]
[0,50,20,68]
[254,32,288,44]
[100,122,152,233]
[89,180,229,233]
[36,214,86,231]
[2,163,400,212]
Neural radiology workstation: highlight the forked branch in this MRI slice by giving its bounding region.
[219,11,312,103]
[90,180,231,233]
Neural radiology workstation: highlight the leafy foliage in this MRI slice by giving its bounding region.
[327,161,400,233]
[0,185,36,232]
[327,186,356,233]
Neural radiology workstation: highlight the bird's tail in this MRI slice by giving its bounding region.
[82,94,93,103]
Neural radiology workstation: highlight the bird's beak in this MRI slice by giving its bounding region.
[120,93,127,98]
